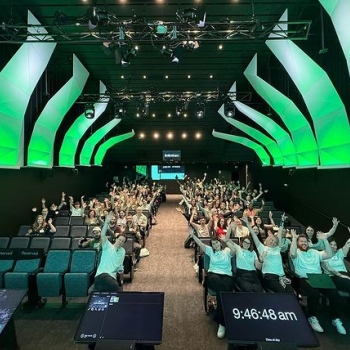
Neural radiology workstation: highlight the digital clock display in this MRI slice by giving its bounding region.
[221,292,319,347]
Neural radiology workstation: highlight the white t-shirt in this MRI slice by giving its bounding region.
[323,250,347,274]
[205,246,233,276]
[95,240,125,279]
[257,242,284,276]
[292,249,322,278]
[235,246,257,271]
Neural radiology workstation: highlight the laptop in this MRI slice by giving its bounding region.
[306,273,336,289]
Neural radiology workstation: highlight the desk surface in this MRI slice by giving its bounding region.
[75,291,164,344]
[0,289,27,335]
[221,292,318,347]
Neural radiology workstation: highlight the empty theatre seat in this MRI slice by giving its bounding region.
[55,225,70,237]
[54,217,70,226]
[36,249,71,305]
[0,237,10,248]
[4,248,43,304]
[29,236,51,254]
[70,225,87,238]
[0,248,16,288]
[17,225,31,236]
[9,237,30,249]
[50,237,71,250]
[64,249,97,297]
[69,217,84,226]
[123,238,135,282]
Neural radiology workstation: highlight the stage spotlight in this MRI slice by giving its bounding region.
[88,8,109,30]
[195,102,205,119]
[224,102,235,118]
[161,46,179,64]
[84,103,95,119]
[176,106,183,116]
[121,47,137,67]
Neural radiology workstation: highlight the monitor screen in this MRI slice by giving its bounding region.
[221,292,319,347]
[75,291,164,344]
[162,150,181,162]
[151,165,185,180]
[0,289,27,335]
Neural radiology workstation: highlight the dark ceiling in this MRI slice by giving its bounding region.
[0,0,323,165]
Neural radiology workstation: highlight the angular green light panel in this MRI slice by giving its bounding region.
[212,130,270,166]
[266,10,350,167]
[218,104,283,166]
[320,0,350,76]
[59,82,109,167]
[94,131,135,166]
[27,55,89,168]
[234,101,298,167]
[244,54,319,167]
[0,11,56,168]
[79,119,122,166]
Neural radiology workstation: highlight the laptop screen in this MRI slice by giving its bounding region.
[75,291,164,344]
[221,292,319,347]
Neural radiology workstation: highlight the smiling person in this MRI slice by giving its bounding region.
[289,230,346,334]
[189,230,235,339]
[93,212,127,292]
[242,214,293,294]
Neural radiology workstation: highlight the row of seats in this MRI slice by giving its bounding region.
[0,248,97,305]
[0,235,134,253]
[18,224,103,238]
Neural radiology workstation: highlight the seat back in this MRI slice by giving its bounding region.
[43,250,71,273]
[0,237,10,248]
[123,237,134,255]
[55,225,70,237]
[57,210,70,217]
[50,237,71,250]
[70,217,84,225]
[0,248,17,272]
[12,248,44,272]
[69,249,97,273]
[70,225,87,237]
[71,237,82,250]
[17,225,31,236]
[9,237,30,249]
[55,217,70,225]
[29,237,51,254]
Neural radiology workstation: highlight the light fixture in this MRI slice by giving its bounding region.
[121,47,137,67]
[84,103,95,119]
[114,103,125,118]
[224,102,235,118]
[88,8,109,30]
[176,8,197,22]
[161,46,179,64]
[176,100,189,116]
[195,102,205,119]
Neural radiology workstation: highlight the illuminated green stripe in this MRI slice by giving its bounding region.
[244,54,319,167]
[234,101,298,167]
[94,131,135,166]
[27,55,89,168]
[79,119,122,166]
[58,82,109,167]
[212,130,270,166]
[218,104,283,166]
[266,10,350,167]
[320,0,350,75]
[0,11,56,168]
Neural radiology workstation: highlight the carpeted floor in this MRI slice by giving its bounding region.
[9,194,350,350]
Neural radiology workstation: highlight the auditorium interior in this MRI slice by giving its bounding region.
[1,1,350,350]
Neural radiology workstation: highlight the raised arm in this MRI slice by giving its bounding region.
[101,212,115,244]
[277,213,287,248]
[189,228,208,252]
[222,237,237,256]
[241,216,261,249]
[289,229,298,259]
[342,233,350,256]
[318,232,332,260]
[324,217,340,239]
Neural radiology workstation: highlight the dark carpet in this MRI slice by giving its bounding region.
[10,195,350,350]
